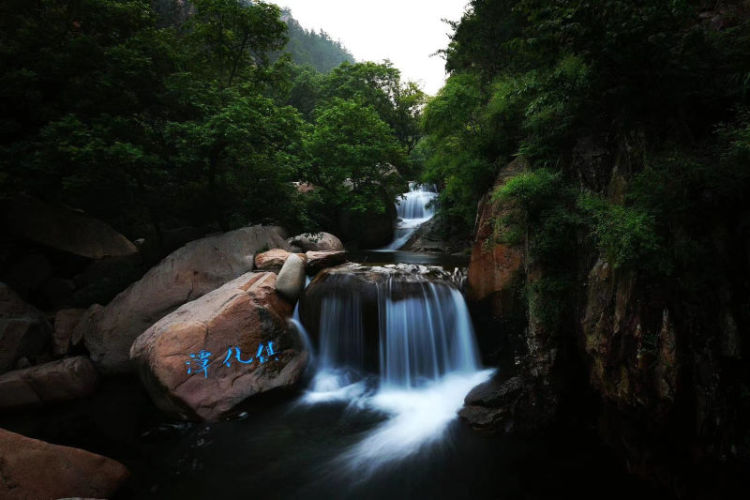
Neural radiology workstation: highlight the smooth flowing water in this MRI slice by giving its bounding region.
[0,190,659,498]
[0,268,658,499]
[379,182,438,251]
[300,272,492,473]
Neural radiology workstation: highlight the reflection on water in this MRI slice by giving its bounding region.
[123,391,655,499]
[0,365,659,499]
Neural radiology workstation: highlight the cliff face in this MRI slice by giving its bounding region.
[464,146,750,495]
[462,157,565,432]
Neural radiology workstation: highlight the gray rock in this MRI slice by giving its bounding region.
[276,254,306,302]
[0,356,98,410]
[287,232,344,252]
[6,194,137,259]
[304,250,347,275]
[0,283,51,374]
[76,226,291,374]
[0,428,129,499]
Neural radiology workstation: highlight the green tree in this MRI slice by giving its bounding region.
[320,61,426,154]
[303,98,403,219]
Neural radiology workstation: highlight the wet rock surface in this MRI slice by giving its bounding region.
[130,272,308,421]
[0,356,98,410]
[75,225,291,374]
[304,250,347,275]
[0,427,129,499]
[255,248,306,273]
[466,159,526,315]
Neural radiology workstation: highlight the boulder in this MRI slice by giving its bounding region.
[0,283,51,374]
[75,226,291,373]
[0,428,129,499]
[53,308,85,356]
[0,356,98,411]
[305,250,347,275]
[401,217,450,254]
[71,253,144,308]
[459,375,554,433]
[4,194,137,259]
[464,375,524,408]
[275,254,306,302]
[287,232,344,252]
[130,272,308,421]
[254,249,306,273]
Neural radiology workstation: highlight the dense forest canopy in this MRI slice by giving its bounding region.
[0,0,424,247]
[420,1,750,462]
[422,0,750,273]
[281,8,355,73]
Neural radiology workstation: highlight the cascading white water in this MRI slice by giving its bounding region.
[316,294,365,376]
[302,272,492,470]
[290,276,315,376]
[379,182,439,251]
[378,279,480,388]
[396,182,438,219]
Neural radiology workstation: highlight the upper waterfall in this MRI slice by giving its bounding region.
[379,182,439,251]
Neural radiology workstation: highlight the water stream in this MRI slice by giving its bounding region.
[299,270,493,473]
[378,182,438,251]
[0,184,658,499]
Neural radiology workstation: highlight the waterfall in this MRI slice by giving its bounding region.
[379,182,439,251]
[378,279,480,388]
[302,269,493,468]
[396,182,438,220]
[318,294,365,372]
[290,276,315,376]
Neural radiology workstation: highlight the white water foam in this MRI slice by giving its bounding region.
[299,274,490,472]
[378,182,438,251]
[339,369,493,475]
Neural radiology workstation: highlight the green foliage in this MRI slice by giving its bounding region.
[303,98,403,219]
[165,90,304,229]
[281,10,354,73]
[494,169,561,220]
[1,0,423,246]
[578,195,664,272]
[494,168,581,330]
[319,61,426,152]
[422,0,750,238]
[421,73,496,230]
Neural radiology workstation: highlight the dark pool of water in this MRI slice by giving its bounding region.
[0,377,662,500]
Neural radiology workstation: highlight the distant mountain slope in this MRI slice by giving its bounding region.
[281,9,354,73]
[151,2,354,73]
